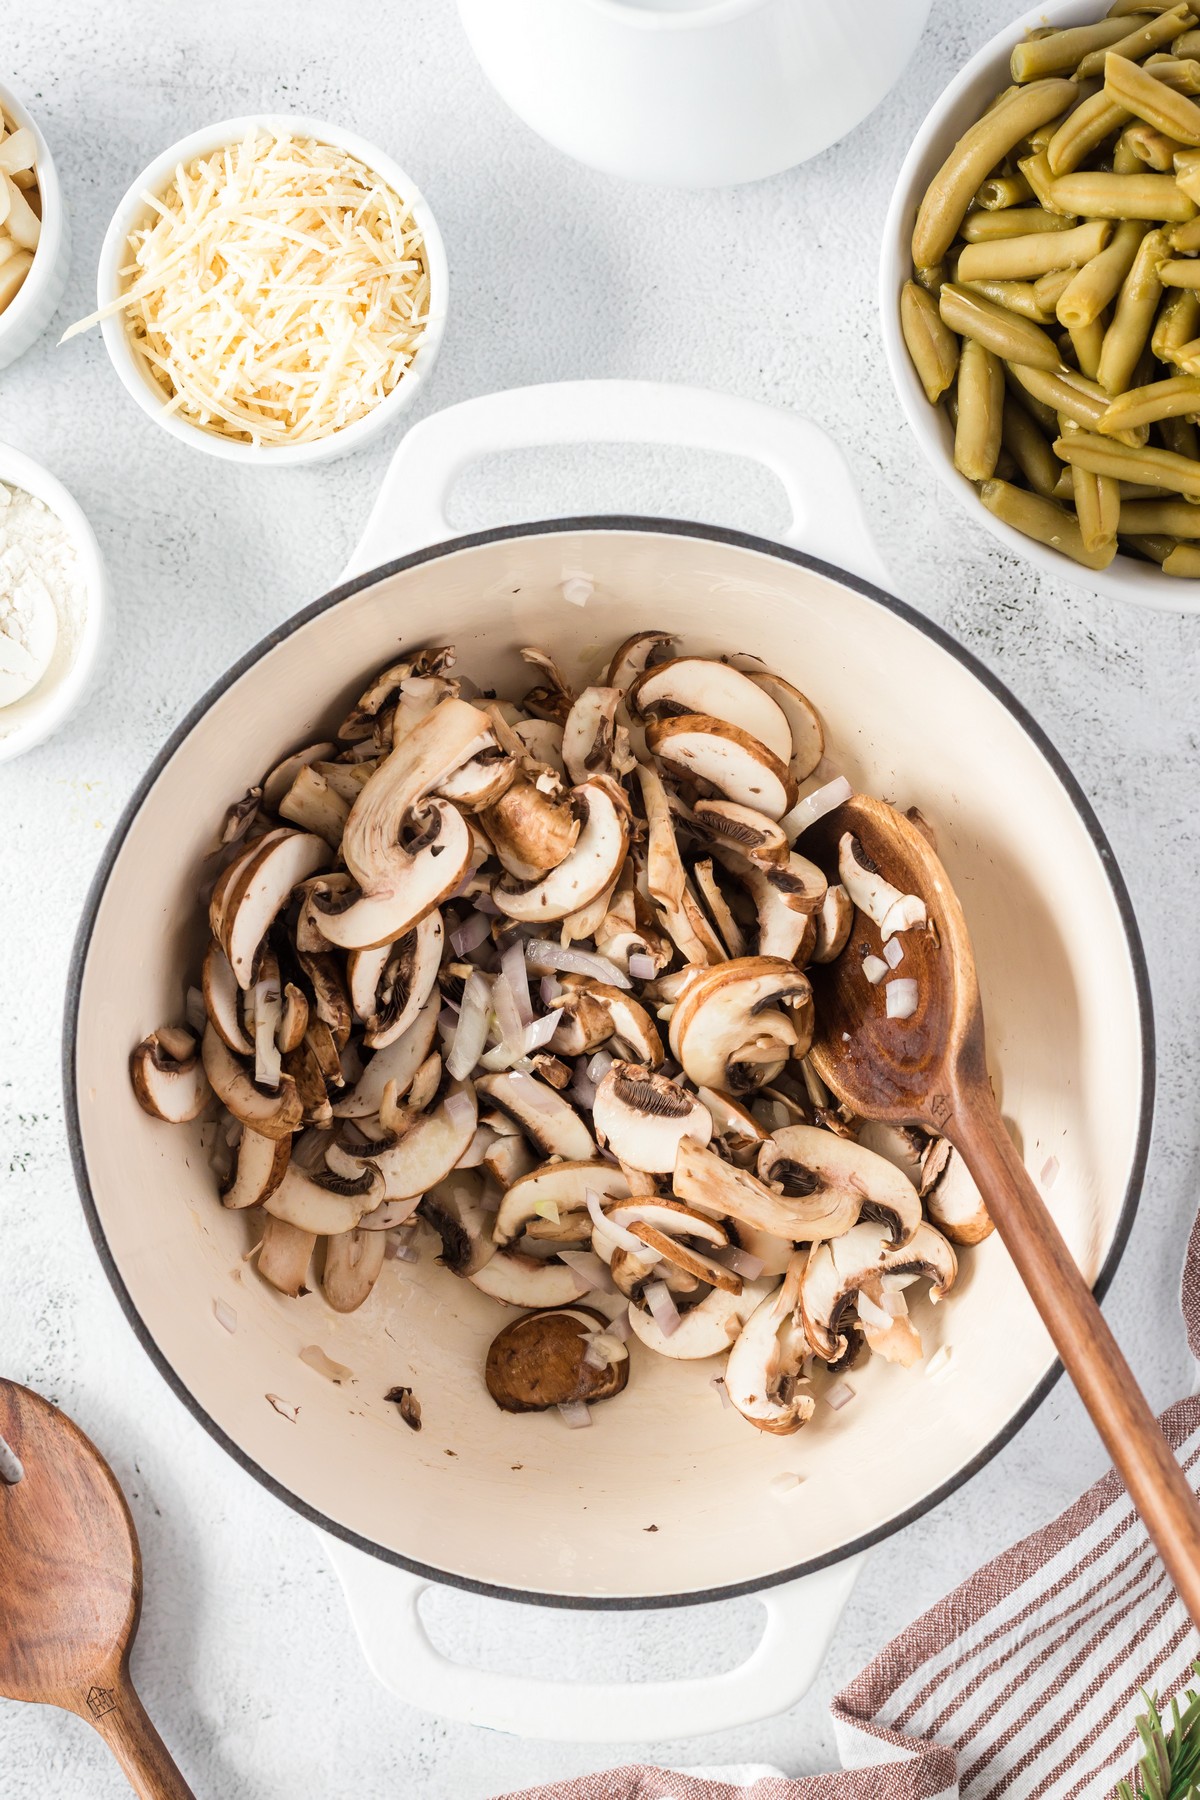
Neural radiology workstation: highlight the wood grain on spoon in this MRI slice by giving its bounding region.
[0,1380,196,1800]
[804,795,1200,1630]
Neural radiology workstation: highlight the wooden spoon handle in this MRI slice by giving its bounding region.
[81,1671,196,1800]
[952,1098,1200,1628]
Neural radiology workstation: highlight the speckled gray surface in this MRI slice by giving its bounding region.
[3,1,1199,1795]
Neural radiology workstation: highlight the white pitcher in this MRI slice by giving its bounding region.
[457,0,932,188]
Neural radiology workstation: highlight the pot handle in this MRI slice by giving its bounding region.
[320,1529,865,1742]
[342,380,889,587]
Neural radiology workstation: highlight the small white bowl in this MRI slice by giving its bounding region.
[880,0,1200,616]
[0,443,105,764]
[0,79,71,373]
[95,115,449,466]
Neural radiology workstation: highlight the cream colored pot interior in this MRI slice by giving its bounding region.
[71,525,1146,1603]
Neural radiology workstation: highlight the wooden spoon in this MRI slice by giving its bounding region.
[805,794,1200,1627]
[0,1379,196,1799]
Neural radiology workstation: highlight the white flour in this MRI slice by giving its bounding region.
[0,480,87,731]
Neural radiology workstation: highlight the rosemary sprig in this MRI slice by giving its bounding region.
[1117,1664,1200,1800]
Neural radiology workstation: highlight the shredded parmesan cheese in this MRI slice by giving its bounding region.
[64,130,430,446]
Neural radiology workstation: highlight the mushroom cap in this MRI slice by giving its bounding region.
[549,979,663,1066]
[758,1124,922,1246]
[562,686,623,786]
[725,662,824,782]
[476,1070,596,1161]
[201,1023,302,1139]
[800,1220,958,1362]
[493,1160,630,1249]
[692,799,789,866]
[261,741,338,813]
[485,1306,628,1413]
[129,1027,212,1124]
[351,909,444,1049]
[469,1249,594,1308]
[436,746,517,811]
[646,715,797,820]
[202,940,254,1057]
[592,1062,713,1174]
[606,629,676,693]
[668,957,812,1094]
[627,1277,775,1360]
[322,1228,387,1314]
[697,1086,767,1166]
[481,773,580,880]
[263,1164,379,1236]
[673,1134,811,1240]
[320,798,472,951]
[724,1270,815,1435]
[494,779,630,924]
[633,658,793,766]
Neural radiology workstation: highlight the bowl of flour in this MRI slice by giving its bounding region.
[0,445,104,763]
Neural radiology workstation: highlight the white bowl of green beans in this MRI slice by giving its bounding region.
[881,0,1200,612]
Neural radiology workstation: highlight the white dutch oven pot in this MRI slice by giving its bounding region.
[456,0,933,188]
[66,382,1152,1743]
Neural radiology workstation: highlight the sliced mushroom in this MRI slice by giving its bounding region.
[657,880,727,968]
[493,1161,630,1249]
[257,1217,316,1297]
[593,862,672,977]
[202,940,254,1056]
[549,978,663,1065]
[486,1306,628,1412]
[669,957,813,1094]
[633,658,793,766]
[636,761,687,912]
[476,1070,596,1161]
[693,799,789,866]
[322,1228,387,1313]
[494,778,630,924]
[295,872,357,953]
[673,1135,810,1240]
[129,1026,212,1123]
[593,1063,713,1174]
[436,745,517,811]
[317,700,495,950]
[481,774,580,880]
[469,1249,593,1308]
[221,1128,291,1209]
[348,910,444,1051]
[520,646,575,723]
[811,884,854,964]
[420,1169,498,1275]
[278,984,309,1054]
[261,741,338,813]
[350,1079,478,1199]
[924,1147,993,1245]
[628,1277,775,1360]
[758,1125,922,1246]
[264,1163,381,1236]
[647,714,796,820]
[724,1258,815,1434]
[838,833,928,942]
[726,661,824,782]
[296,950,353,1049]
[692,859,747,958]
[800,1220,957,1363]
[215,830,331,989]
[483,1130,538,1189]
[283,1039,333,1127]
[398,1051,443,1117]
[513,718,566,775]
[201,1025,302,1139]
[562,686,625,785]
[333,991,440,1117]
[698,1086,767,1169]
[606,630,675,693]
[278,766,351,847]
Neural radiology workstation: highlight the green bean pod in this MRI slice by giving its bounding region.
[978,477,1118,565]
[901,281,961,404]
[939,282,1064,370]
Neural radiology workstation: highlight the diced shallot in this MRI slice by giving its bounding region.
[450,912,492,956]
[714,1244,766,1280]
[924,1345,953,1380]
[885,979,919,1020]
[645,1281,682,1338]
[781,775,852,844]
[523,1012,561,1054]
[444,1089,476,1128]
[558,1400,593,1429]
[523,940,631,990]
[558,1249,616,1293]
[540,974,563,1005]
[1040,1155,1060,1189]
[862,955,888,985]
[446,972,491,1079]
[586,1188,655,1258]
[586,1049,615,1086]
[825,1379,856,1411]
[501,938,535,1025]
[627,952,657,981]
[883,937,905,969]
[711,1374,734,1410]
[492,971,527,1057]
[569,1071,597,1110]
[213,1298,237,1334]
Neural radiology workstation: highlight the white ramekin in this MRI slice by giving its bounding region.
[880,0,1200,616]
[94,115,449,466]
[0,79,71,373]
[0,443,106,764]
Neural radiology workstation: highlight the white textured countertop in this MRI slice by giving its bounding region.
[4,1,1199,1794]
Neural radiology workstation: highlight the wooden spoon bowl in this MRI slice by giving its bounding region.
[0,1380,194,1798]
[802,795,1200,1629]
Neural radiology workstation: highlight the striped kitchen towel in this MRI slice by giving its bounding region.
[492,1220,1200,1800]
